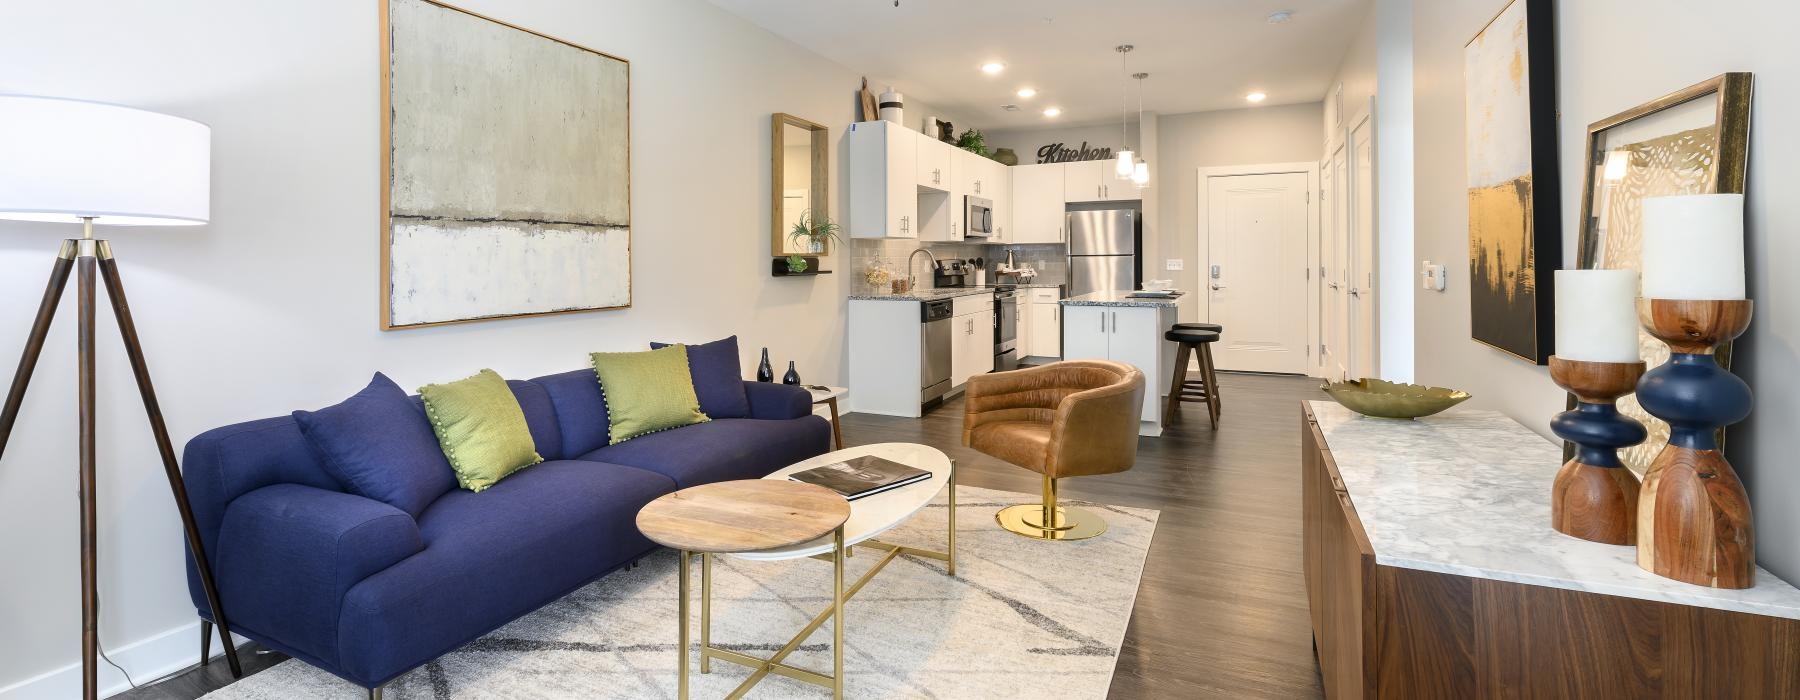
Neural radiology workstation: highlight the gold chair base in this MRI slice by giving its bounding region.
[995,504,1108,541]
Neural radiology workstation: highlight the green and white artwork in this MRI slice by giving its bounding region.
[382,0,630,329]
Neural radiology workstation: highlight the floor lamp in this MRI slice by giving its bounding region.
[0,95,243,698]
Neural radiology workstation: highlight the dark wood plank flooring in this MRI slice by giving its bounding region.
[123,372,1326,699]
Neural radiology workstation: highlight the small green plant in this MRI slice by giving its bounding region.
[786,254,809,273]
[955,128,990,157]
[788,209,842,254]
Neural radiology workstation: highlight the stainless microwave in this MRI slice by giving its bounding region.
[964,195,994,238]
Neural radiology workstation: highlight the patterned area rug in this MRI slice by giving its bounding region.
[202,486,1158,699]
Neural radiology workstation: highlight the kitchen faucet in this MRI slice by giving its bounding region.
[907,247,938,290]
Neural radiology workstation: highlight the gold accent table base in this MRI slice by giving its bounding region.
[685,467,957,699]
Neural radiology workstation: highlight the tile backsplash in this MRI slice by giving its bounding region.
[847,239,1067,293]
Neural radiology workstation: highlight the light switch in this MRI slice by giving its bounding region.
[1165,259,1184,271]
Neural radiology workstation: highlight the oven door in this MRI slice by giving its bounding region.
[994,294,1018,348]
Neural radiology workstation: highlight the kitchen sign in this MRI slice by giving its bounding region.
[1035,141,1115,164]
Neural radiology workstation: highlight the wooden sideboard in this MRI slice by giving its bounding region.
[1301,401,1800,698]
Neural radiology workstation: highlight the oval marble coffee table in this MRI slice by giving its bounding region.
[636,480,850,699]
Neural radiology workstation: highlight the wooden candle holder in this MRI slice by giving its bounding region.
[1635,299,1755,588]
[1548,357,1647,545]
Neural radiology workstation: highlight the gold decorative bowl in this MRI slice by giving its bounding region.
[1321,378,1471,419]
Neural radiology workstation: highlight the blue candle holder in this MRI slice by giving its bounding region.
[1549,357,1647,545]
[1634,299,1755,589]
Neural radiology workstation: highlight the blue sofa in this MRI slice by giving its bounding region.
[181,371,829,691]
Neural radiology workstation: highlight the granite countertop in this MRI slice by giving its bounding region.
[1059,290,1182,307]
[848,283,1064,302]
[848,287,992,302]
[1308,400,1800,620]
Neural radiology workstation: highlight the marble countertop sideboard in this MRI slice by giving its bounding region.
[1308,400,1800,621]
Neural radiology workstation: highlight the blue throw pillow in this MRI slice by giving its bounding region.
[293,373,457,518]
[650,336,751,419]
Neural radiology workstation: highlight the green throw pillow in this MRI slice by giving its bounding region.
[591,346,710,444]
[418,369,544,492]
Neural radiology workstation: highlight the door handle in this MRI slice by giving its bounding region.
[1349,288,1362,298]
[1327,282,1339,290]
[1211,284,1227,291]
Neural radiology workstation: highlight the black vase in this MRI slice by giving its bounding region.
[757,348,774,383]
[782,361,801,386]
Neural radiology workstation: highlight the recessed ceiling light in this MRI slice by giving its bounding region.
[1267,10,1294,23]
[980,62,1006,75]
[1043,106,1062,117]
[1246,92,1267,103]
[1016,87,1037,98]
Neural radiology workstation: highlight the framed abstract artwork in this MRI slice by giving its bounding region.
[380,0,631,329]
[1569,73,1753,473]
[1463,0,1561,363]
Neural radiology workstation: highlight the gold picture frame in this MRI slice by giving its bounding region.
[1567,72,1754,472]
[379,0,633,330]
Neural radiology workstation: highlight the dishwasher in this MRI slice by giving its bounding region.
[920,299,953,407]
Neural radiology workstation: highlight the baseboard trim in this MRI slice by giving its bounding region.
[0,620,249,700]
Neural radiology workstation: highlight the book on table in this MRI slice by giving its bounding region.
[789,455,932,500]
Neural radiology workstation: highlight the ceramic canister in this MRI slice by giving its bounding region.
[879,88,904,125]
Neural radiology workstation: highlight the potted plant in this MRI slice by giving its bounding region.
[778,209,840,276]
[956,128,991,157]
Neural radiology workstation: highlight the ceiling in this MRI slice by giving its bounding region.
[709,0,1372,130]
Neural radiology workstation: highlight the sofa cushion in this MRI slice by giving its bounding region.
[292,373,455,518]
[590,347,710,444]
[418,369,544,492]
[650,336,751,419]
[334,460,675,686]
[578,417,831,488]
[530,368,612,460]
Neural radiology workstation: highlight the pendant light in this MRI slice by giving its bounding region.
[1132,72,1151,187]
[1114,45,1135,178]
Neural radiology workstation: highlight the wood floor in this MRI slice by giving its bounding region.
[124,372,1326,699]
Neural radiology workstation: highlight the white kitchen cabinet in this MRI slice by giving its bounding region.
[915,133,951,192]
[1025,296,1062,357]
[849,121,917,239]
[1062,160,1135,203]
[1060,302,1177,436]
[950,308,994,389]
[1011,163,1065,244]
[990,159,1013,243]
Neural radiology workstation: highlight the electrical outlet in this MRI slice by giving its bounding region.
[1165,259,1184,271]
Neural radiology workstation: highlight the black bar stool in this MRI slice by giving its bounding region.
[1163,326,1222,429]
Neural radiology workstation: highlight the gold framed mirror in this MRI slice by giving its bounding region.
[772,113,830,257]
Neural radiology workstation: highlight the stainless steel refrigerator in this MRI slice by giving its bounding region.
[1066,208,1138,297]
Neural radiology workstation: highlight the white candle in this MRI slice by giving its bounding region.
[1555,269,1641,363]
[1641,194,1746,300]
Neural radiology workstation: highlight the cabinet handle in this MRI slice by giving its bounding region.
[1111,311,1117,332]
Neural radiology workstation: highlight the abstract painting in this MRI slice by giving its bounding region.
[1570,73,1753,474]
[381,0,630,329]
[1463,0,1559,363]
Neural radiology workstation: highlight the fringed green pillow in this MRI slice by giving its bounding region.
[591,346,710,444]
[418,369,543,492]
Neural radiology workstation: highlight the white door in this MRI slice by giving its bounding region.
[1206,172,1311,374]
[1325,145,1351,380]
[1012,164,1065,243]
[1349,114,1377,380]
[1318,156,1339,378]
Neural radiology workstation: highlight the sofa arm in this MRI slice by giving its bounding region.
[744,381,812,420]
[213,484,424,665]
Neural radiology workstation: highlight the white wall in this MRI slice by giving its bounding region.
[989,103,1322,322]
[1374,0,1415,382]
[0,0,915,694]
[1411,0,1800,582]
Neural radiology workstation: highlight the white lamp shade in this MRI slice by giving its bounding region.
[0,95,210,226]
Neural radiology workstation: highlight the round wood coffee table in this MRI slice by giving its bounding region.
[636,480,851,699]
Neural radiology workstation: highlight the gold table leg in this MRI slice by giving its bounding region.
[678,551,690,700]
[700,553,711,674]
[705,471,960,697]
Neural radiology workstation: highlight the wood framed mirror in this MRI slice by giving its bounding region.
[772,113,830,258]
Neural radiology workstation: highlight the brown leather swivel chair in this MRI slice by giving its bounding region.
[961,360,1145,540]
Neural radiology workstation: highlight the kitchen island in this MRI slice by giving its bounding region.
[1060,291,1180,436]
